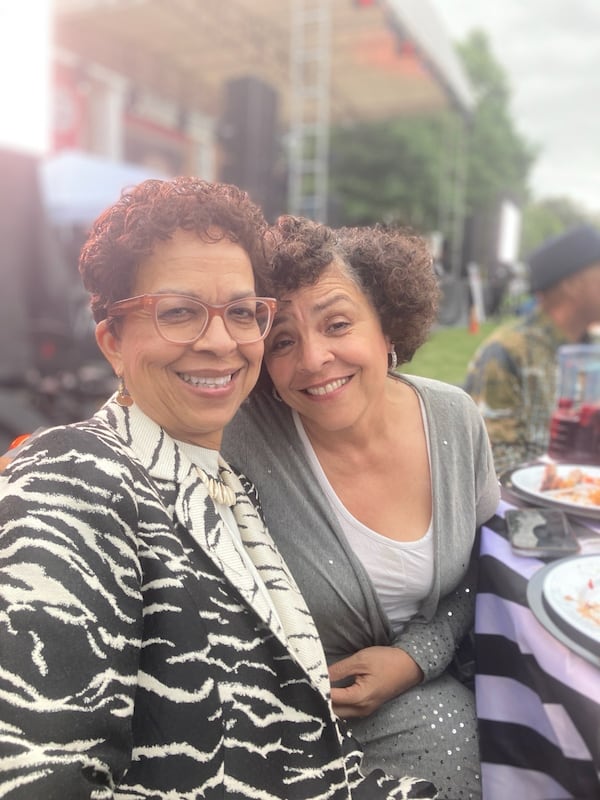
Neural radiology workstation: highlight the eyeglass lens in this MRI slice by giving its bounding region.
[155,297,271,343]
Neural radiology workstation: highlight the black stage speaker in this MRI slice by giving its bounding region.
[218,76,279,217]
[0,148,45,381]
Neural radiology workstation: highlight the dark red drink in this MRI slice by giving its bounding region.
[549,399,600,464]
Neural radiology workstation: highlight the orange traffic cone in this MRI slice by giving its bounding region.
[468,306,480,334]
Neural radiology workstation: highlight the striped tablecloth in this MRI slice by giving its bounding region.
[475,500,600,799]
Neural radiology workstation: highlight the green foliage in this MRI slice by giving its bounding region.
[328,115,450,230]
[328,29,537,238]
[457,32,537,215]
[520,196,596,255]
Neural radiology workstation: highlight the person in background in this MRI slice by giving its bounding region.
[464,224,600,474]
[0,178,436,800]
[485,260,513,318]
[223,216,499,800]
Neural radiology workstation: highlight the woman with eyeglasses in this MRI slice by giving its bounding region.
[0,178,436,800]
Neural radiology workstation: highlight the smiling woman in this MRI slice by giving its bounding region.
[94,228,268,449]
[0,177,437,800]
[223,215,500,800]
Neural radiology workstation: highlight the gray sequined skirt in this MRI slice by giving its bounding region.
[348,672,480,800]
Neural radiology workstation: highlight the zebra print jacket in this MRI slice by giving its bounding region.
[0,399,436,800]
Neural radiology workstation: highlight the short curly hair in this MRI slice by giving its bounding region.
[268,215,440,366]
[79,177,269,322]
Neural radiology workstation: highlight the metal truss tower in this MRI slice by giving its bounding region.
[288,0,331,222]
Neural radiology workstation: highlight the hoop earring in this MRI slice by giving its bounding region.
[272,386,282,403]
[388,347,398,372]
[116,376,133,407]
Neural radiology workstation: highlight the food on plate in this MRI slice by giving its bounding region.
[564,576,600,627]
[540,464,600,506]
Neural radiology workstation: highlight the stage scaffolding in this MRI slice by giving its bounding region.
[288,0,332,222]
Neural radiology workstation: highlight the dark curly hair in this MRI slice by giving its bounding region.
[79,177,270,322]
[268,215,440,366]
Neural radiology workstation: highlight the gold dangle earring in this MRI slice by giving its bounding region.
[116,376,133,407]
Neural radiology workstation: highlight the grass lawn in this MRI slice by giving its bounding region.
[401,318,510,386]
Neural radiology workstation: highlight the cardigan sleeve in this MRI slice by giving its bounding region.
[390,550,477,682]
[0,426,143,798]
[390,384,499,682]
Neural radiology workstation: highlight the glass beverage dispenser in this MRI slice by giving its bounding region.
[548,344,600,464]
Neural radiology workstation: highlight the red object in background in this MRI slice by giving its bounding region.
[9,434,31,450]
[39,339,57,362]
[468,306,480,334]
[354,0,376,6]
[52,63,86,152]
[398,40,417,59]
[548,398,600,464]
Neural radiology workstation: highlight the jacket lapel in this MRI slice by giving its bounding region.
[174,469,289,641]
[100,400,330,697]
[220,460,330,696]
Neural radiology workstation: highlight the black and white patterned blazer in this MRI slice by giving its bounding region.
[0,400,435,800]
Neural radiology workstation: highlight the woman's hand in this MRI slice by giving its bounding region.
[328,646,424,719]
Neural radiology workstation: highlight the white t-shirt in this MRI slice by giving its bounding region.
[292,410,434,634]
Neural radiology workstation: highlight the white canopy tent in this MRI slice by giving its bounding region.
[40,149,167,226]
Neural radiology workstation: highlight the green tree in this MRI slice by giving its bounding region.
[520,197,595,255]
[328,115,450,230]
[328,30,536,253]
[457,31,536,216]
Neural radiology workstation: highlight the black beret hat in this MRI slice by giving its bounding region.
[528,224,600,292]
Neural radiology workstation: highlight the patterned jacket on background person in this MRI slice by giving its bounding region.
[465,224,600,475]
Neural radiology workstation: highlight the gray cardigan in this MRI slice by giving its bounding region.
[223,373,500,681]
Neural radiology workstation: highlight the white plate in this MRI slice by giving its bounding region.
[527,562,600,667]
[510,463,600,519]
[543,555,600,647]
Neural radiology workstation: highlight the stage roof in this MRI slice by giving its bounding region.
[53,0,473,124]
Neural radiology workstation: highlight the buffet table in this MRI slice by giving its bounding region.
[475,499,600,800]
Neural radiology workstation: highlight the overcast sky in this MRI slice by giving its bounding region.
[434,0,600,214]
